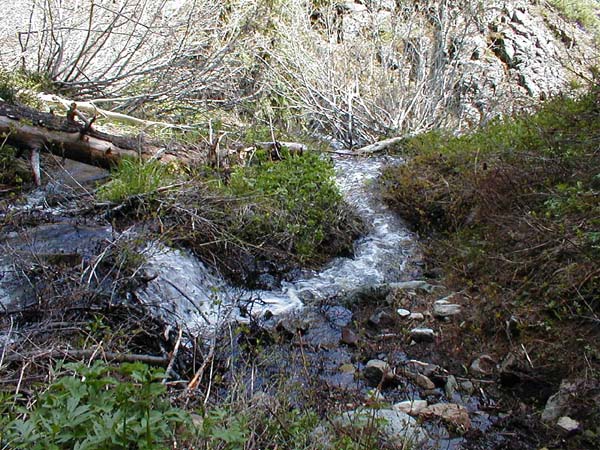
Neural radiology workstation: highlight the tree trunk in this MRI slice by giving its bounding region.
[0,101,203,181]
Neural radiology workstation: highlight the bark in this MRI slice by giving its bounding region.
[353,134,415,155]
[5,348,169,366]
[0,101,202,173]
[37,93,193,130]
[0,101,311,184]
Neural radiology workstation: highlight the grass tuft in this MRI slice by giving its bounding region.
[98,157,174,202]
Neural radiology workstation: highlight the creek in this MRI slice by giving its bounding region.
[0,155,501,450]
[134,155,418,333]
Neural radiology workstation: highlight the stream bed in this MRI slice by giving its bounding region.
[0,156,508,450]
[135,155,418,332]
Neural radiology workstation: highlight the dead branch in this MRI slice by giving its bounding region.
[352,135,414,155]
[0,102,203,177]
[5,348,169,366]
[38,92,193,130]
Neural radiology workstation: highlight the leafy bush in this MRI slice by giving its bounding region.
[98,157,174,202]
[0,69,53,107]
[227,149,351,260]
[0,144,31,186]
[1,361,191,450]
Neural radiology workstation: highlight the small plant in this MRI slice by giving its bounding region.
[0,69,53,107]
[2,361,192,449]
[0,144,32,186]
[98,157,174,202]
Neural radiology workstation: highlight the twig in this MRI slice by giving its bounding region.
[163,327,183,383]
[0,316,14,370]
[5,349,168,366]
[521,344,534,369]
[186,341,216,392]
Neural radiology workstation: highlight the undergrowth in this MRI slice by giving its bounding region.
[0,357,385,450]
[0,144,31,188]
[103,148,363,286]
[548,0,600,42]
[381,86,600,375]
[97,157,175,202]
[0,69,53,108]
[0,362,191,450]
[226,149,350,260]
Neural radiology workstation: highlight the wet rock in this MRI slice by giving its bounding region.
[369,310,395,328]
[411,373,436,390]
[404,360,441,377]
[389,280,438,293]
[445,375,459,399]
[433,296,462,318]
[341,327,359,346]
[336,408,429,447]
[557,416,580,433]
[541,379,580,423]
[410,328,435,343]
[364,359,394,386]
[421,403,471,431]
[393,400,428,416]
[276,316,311,337]
[499,351,530,386]
[422,389,441,398]
[408,312,424,321]
[460,380,475,395]
[396,308,411,318]
[138,268,159,283]
[324,305,353,327]
[470,355,496,376]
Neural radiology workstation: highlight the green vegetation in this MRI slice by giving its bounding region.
[0,144,31,187]
[0,361,191,449]
[548,0,600,42]
[227,149,348,259]
[0,69,53,108]
[98,157,175,202]
[0,358,385,450]
[549,0,600,33]
[101,148,363,284]
[382,86,599,374]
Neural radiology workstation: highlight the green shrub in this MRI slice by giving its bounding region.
[548,0,600,40]
[1,361,191,450]
[0,69,53,107]
[0,144,31,186]
[98,157,174,202]
[227,149,347,260]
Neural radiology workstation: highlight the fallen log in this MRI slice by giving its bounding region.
[0,101,311,185]
[37,92,193,130]
[0,101,202,184]
[1,101,146,169]
[255,141,307,156]
[353,133,416,155]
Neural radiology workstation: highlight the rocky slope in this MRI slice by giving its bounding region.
[0,0,597,144]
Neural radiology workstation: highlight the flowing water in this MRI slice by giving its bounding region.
[135,155,417,333]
